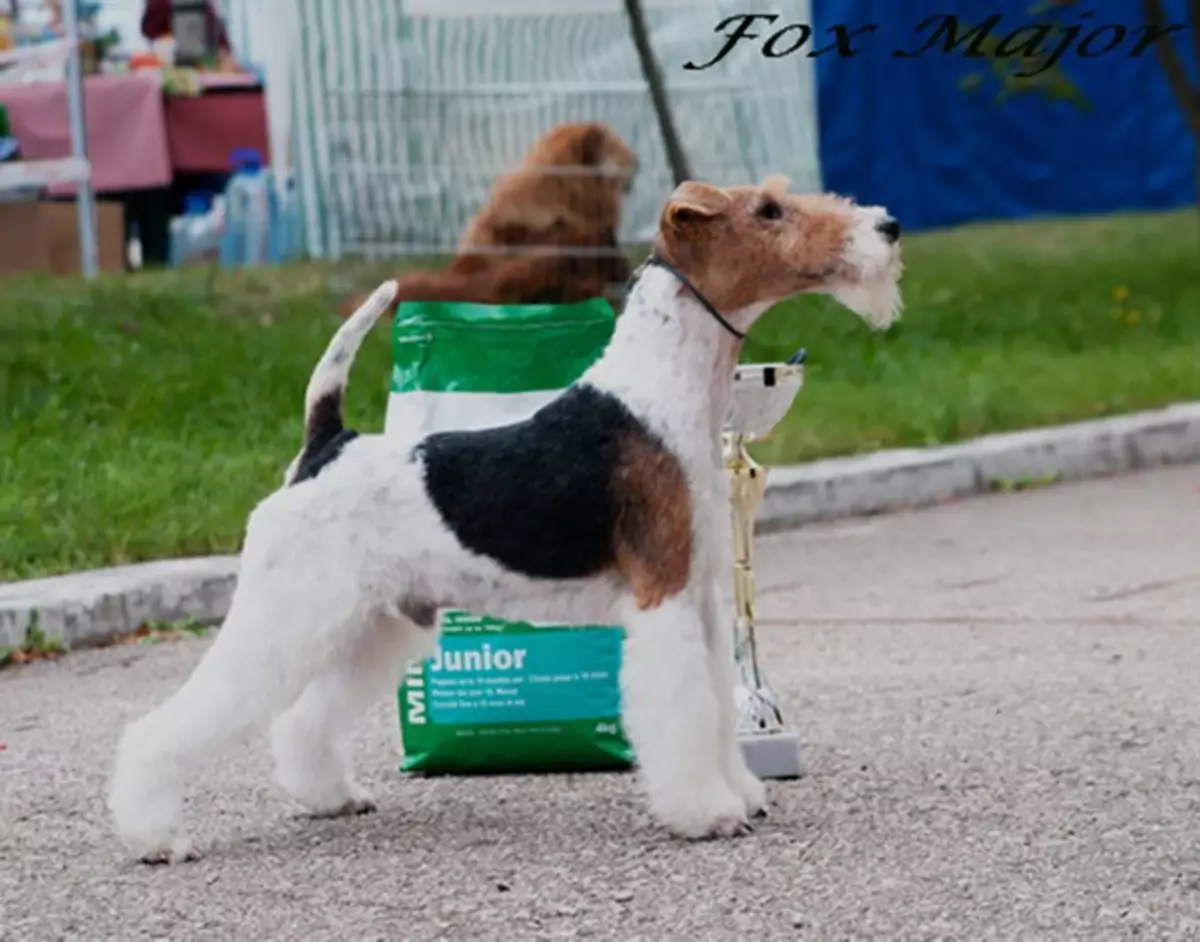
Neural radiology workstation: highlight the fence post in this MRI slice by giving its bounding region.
[62,0,97,279]
[622,0,693,186]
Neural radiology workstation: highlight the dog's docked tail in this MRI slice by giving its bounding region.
[282,280,399,487]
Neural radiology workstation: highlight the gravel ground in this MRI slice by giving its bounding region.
[2,466,1199,941]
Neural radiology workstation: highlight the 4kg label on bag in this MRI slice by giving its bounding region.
[398,611,634,774]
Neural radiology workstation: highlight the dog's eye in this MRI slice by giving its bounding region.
[756,201,783,221]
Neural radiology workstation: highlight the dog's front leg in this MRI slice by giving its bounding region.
[619,591,751,840]
[693,478,768,817]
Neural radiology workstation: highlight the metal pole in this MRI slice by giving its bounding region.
[62,0,98,279]
[622,0,693,186]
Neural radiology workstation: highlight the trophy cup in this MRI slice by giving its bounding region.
[724,351,806,780]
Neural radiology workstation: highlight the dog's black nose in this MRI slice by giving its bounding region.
[877,217,901,243]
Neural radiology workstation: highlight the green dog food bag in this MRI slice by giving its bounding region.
[387,298,635,775]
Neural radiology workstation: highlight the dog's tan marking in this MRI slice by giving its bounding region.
[654,177,861,314]
[611,430,694,611]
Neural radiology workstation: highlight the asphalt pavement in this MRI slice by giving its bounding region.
[2,465,1198,941]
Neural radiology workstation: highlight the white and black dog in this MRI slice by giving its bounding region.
[109,175,903,864]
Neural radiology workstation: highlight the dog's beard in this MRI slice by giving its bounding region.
[831,216,904,331]
[831,268,903,331]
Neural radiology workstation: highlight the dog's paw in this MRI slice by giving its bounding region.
[699,810,755,839]
[135,837,198,867]
[654,784,755,841]
[733,771,769,819]
[306,791,378,819]
[720,747,770,819]
[343,795,378,817]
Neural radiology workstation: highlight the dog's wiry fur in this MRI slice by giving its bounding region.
[108,174,902,864]
[340,122,637,319]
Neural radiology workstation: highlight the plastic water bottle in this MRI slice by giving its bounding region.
[220,148,271,268]
[196,193,225,261]
[170,191,224,267]
[218,185,244,268]
[267,172,300,264]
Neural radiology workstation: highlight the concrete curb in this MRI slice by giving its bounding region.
[757,401,1200,533]
[0,556,239,651]
[3,402,1198,652]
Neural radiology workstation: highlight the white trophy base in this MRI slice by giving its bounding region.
[738,729,805,780]
[732,672,806,780]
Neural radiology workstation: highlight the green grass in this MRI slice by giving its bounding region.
[2,208,1198,582]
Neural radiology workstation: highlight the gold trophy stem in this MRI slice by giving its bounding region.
[723,430,786,734]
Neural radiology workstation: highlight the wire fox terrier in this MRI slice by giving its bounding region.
[108,174,903,864]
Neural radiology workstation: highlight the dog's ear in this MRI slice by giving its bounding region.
[662,181,730,234]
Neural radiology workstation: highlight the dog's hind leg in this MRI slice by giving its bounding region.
[108,590,337,864]
[269,608,435,818]
[619,592,751,840]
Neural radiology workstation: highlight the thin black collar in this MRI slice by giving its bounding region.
[643,254,747,341]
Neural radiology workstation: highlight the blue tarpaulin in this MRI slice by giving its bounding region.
[811,0,1197,232]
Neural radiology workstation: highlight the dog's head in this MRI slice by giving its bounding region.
[577,122,638,197]
[525,121,638,189]
[455,121,639,259]
[520,121,639,225]
[652,174,903,333]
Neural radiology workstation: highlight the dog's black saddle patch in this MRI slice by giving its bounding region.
[289,390,360,486]
[290,427,360,486]
[413,383,655,581]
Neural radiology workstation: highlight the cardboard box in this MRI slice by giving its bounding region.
[44,200,126,276]
[0,200,51,276]
[0,198,126,278]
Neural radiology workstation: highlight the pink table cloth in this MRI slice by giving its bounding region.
[0,72,172,194]
[165,87,271,174]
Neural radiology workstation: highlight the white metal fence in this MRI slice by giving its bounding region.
[240,0,822,261]
[5,0,823,268]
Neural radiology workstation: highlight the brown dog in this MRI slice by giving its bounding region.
[339,121,637,318]
[453,120,637,268]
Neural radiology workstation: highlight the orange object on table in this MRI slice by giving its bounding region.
[129,51,163,70]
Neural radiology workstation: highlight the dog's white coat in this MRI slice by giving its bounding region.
[108,204,901,864]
